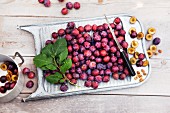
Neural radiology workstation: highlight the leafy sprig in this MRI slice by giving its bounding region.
[33,38,72,84]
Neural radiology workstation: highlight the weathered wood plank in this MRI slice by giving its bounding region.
[1,95,170,113]
[0,0,170,18]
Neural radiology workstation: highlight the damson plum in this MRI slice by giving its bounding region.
[86,60,91,65]
[28,71,35,79]
[110,46,117,53]
[116,24,122,31]
[92,24,97,31]
[101,42,107,48]
[114,17,121,24]
[65,28,72,34]
[52,32,58,39]
[92,81,99,89]
[153,37,161,45]
[119,73,126,80]
[67,45,73,53]
[95,75,102,83]
[66,2,73,10]
[94,34,101,42]
[97,63,106,70]
[26,80,34,88]
[89,46,96,52]
[95,57,102,63]
[73,44,80,51]
[0,76,7,83]
[78,37,85,44]
[78,54,84,61]
[103,23,109,30]
[81,64,88,71]
[100,50,107,57]
[88,76,94,81]
[84,42,91,49]
[74,2,80,9]
[104,45,110,52]
[84,24,92,32]
[22,67,30,75]
[100,31,107,38]
[67,22,75,29]
[72,56,79,63]
[100,70,104,75]
[95,42,102,49]
[111,56,117,63]
[103,56,110,63]
[97,25,104,31]
[72,73,80,79]
[80,73,88,80]
[70,79,77,84]
[66,73,72,80]
[84,50,92,57]
[107,62,113,68]
[76,68,82,74]
[44,0,51,7]
[105,69,112,75]
[92,69,99,76]
[111,66,119,73]
[0,86,7,93]
[77,26,84,33]
[58,29,65,36]
[102,75,110,82]
[72,29,79,36]
[65,34,73,41]
[38,0,44,4]
[112,73,119,80]
[60,84,68,92]
[118,58,124,64]
[89,61,96,69]
[61,8,68,15]
[84,81,92,87]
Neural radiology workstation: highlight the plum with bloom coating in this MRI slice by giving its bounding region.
[60,84,68,92]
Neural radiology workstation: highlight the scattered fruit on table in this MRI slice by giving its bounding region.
[44,0,51,7]
[37,0,81,15]
[61,8,68,15]
[22,67,36,88]
[153,37,161,45]
[0,61,18,94]
[26,80,34,88]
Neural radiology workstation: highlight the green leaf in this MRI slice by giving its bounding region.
[46,64,57,70]
[46,72,63,84]
[33,54,53,68]
[52,38,67,56]
[58,48,68,64]
[60,58,72,74]
[59,79,66,83]
[41,44,53,57]
[41,66,49,70]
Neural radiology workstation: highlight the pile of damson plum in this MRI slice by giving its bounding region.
[47,17,130,90]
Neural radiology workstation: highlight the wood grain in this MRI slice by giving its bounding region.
[0,0,169,112]
[1,95,170,113]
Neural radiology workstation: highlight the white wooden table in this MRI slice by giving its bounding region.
[0,0,170,112]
